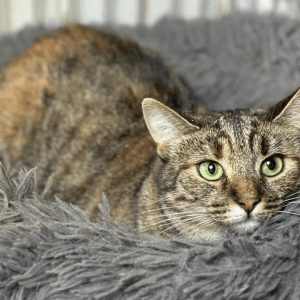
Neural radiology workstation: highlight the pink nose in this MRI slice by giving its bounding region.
[237,198,261,214]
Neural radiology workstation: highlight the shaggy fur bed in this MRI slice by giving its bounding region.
[1,13,300,299]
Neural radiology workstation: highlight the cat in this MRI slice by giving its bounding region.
[0,24,299,241]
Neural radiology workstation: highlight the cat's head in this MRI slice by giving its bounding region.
[142,88,300,241]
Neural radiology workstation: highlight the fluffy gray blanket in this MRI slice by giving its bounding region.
[1,13,300,299]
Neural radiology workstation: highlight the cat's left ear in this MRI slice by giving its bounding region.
[142,98,198,158]
[272,87,300,128]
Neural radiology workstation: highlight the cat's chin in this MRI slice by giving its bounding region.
[231,219,261,235]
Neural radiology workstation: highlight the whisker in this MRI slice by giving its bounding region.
[280,197,300,208]
[282,191,300,201]
[158,213,216,236]
[155,214,197,225]
[266,191,300,208]
[185,216,219,231]
[285,190,300,197]
[283,200,300,206]
[282,201,300,208]
[143,200,200,208]
[278,211,300,217]
[188,218,216,232]
[142,213,201,230]
[188,219,218,240]
[141,204,208,216]
[283,195,300,203]
[141,207,200,214]
[159,217,198,236]
[159,222,180,235]
[286,200,300,205]
[217,223,226,236]
[162,210,207,217]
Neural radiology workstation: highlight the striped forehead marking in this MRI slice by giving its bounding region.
[216,113,260,154]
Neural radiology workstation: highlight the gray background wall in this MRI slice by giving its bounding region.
[0,0,298,37]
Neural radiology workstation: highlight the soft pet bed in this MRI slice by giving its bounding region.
[1,13,300,299]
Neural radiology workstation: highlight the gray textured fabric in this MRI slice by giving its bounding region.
[1,13,300,299]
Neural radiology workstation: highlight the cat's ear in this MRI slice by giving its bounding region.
[271,87,300,128]
[142,98,198,158]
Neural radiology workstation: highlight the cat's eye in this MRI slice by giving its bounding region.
[198,161,224,181]
[261,155,283,177]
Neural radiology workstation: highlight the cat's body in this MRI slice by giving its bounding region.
[1,25,300,241]
[0,24,207,228]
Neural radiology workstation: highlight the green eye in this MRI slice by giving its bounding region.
[198,161,224,181]
[261,155,283,177]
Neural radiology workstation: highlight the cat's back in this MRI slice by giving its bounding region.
[0,25,206,224]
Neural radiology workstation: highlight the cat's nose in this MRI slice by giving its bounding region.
[236,198,261,214]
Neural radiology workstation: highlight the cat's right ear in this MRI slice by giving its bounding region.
[142,98,198,158]
[270,87,300,128]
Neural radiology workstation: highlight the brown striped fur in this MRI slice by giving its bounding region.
[0,25,300,241]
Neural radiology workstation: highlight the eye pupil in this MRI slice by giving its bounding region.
[266,158,276,170]
[208,163,216,174]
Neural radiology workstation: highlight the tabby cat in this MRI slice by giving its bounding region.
[0,25,299,241]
